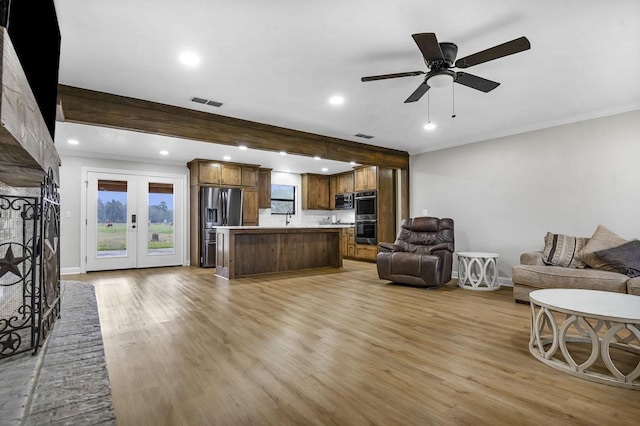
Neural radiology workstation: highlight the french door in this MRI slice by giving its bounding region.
[85,170,185,271]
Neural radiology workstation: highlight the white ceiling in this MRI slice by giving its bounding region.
[53,0,640,173]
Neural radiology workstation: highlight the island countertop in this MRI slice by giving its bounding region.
[214,226,343,279]
[215,224,354,230]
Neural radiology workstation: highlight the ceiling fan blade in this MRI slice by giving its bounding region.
[455,72,500,93]
[361,71,425,82]
[411,33,444,62]
[454,36,531,68]
[404,82,430,103]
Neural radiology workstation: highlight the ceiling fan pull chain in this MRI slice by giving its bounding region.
[451,80,456,118]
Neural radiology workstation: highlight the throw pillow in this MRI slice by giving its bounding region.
[541,232,589,268]
[576,225,628,271]
[594,239,640,278]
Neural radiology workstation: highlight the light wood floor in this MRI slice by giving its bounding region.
[65,261,640,426]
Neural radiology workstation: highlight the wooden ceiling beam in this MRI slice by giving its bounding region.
[57,85,409,170]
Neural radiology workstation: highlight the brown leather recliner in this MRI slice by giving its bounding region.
[376,217,455,287]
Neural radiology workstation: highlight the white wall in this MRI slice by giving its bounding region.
[59,155,189,274]
[410,110,640,283]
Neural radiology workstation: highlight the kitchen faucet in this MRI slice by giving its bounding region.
[285,211,292,226]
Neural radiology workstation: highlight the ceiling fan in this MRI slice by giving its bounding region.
[361,33,531,103]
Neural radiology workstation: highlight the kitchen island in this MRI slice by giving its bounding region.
[214,226,344,279]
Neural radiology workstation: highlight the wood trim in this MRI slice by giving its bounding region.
[57,85,410,170]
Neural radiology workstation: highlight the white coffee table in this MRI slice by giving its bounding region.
[456,252,500,291]
[529,288,640,389]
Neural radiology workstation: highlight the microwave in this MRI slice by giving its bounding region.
[335,193,354,210]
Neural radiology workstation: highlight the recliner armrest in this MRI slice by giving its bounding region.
[379,242,403,252]
[428,243,454,253]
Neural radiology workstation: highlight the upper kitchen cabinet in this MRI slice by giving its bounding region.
[301,173,330,210]
[354,166,377,191]
[196,161,222,185]
[336,171,354,194]
[242,187,260,226]
[242,167,259,187]
[221,164,242,186]
[258,168,272,208]
[188,159,259,187]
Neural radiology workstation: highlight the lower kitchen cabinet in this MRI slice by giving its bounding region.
[341,227,355,259]
[356,243,378,262]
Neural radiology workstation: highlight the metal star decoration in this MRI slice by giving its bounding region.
[0,332,21,354]
[0,245,28,279]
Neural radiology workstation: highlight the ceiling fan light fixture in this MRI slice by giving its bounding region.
[427,70,455,88]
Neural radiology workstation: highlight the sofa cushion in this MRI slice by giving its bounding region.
[576,225,627,271]
[512,264,628,293]
[541,232,588,268]
[594,239,640,278]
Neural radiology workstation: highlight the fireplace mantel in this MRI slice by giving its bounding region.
[0,28,60,187]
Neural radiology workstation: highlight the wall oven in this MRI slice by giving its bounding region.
[355,220,377,245]
[355,190,377,244]
[355,190,376,221]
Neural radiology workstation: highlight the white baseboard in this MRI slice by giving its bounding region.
[61,267,82,275]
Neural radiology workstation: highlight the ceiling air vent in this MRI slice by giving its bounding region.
[191,97,223,107]
[354,133,374,139]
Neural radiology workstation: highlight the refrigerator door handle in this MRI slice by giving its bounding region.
[222,191,228,225]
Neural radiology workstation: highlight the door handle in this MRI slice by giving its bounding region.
[131,214,137,229]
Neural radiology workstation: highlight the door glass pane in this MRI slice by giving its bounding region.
[97,179,128,257]
[147,182,175,255]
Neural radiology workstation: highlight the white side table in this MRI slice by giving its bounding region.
[456,252,500,291]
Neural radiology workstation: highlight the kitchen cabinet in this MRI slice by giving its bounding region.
[242,188,259,226]
[356,243,378,262]
[329,175,337,209]
[342,227,355,259]
[221,164,242,186]
[258,168,272,208]
[189,159,260,187]
[198,162,222,184]
[336,171,354,194]
[195,161,243,186]
[354,166,377,191]
[301,173,330,210]
[242,166,259,187]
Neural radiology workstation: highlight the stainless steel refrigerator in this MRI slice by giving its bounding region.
[200,187,243,267]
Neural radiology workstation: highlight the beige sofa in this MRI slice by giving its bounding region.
[511,251,640,303]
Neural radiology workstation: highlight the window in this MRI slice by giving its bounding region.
[271,184,295,214]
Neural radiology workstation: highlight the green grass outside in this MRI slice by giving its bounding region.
[97,223,174,251]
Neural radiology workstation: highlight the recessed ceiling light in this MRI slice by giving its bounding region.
[67,139,79,145]
[179,51,200,67]
[321,167,329,172]
[238,145,248,150]
[160,150,169,155]
[329,95,344,105]
[314,156,321,160]
[280,151,287,156]
[223,155,231,161]
[424,122,436,131]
